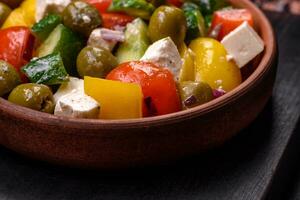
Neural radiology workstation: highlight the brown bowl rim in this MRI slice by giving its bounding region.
[0,0,276,130]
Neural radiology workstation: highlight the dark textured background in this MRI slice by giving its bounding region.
[252,0,300,15]
[0,11,300,200]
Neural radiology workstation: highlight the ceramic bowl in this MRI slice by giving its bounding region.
[0,0,277,169]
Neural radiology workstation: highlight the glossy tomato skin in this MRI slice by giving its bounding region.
[107,61,182,117]
[167,0,183,7]
[211,9,254,40]
[0,26,34,82]
[85,0,112,13]
[102,13,134,29]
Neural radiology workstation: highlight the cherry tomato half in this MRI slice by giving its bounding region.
[167,0,183,7]
[0,26,34,82]
[107,61,182,117]
[102,13,134,29]
[85,0,112,13]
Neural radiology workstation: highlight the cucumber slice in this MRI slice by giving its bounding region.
[182,2,206,42]
[116,18,151,64]
[108,0,155,20]
[31,14,62,42]
[187,0,229,28]
[22,52,69,85]
[37,24,85,76]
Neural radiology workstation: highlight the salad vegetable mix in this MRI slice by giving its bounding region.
[0,0,265,120]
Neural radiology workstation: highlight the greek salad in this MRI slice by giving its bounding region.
[0,0,264,119]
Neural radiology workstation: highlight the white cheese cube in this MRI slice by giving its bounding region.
[54,91,100,119]
[53,77,84,104]
[221,22,264,68]
[36,0,73,22]
[141,37,182,80]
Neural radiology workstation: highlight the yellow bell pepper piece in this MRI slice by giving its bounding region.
[84,77,143,120]
[2,0,36,29]
[179,44,196,83]
[189,38,242,92]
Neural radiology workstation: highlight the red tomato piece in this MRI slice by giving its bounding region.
[102,13,134,29]
[211,9,254,40]
[167,0,183,7]
[107,61,182,117]
[0,26,35,82]
[85,0,112,13]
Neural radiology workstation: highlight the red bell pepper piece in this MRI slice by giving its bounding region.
[211,9,254,40]
[107,61,182,117]
[0,26,35,81]
[85,0,112,13]
[101,13,134,29]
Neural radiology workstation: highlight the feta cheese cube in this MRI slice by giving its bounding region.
[54,77,100,119]
[221,22,264,68]
[141,37,182,80]
[53,77,84,104]
[36,0,73,22]
[54,91,100,119]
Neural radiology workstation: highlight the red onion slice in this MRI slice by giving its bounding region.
[213,88,226,98]
[100,28,125,42]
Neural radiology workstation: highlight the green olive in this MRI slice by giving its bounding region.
[0,0,22,8]
[0,2,11,26]
[179,81,214,109]
[8,83,55,113]
[0,60,21,97]
[62,0,102,37]
[149,6,187,48]
[77,46,118,78]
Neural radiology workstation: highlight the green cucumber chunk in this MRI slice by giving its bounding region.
[108,0,155,19]
[182,2,206,42]
[188,0,229,15]
[31,14,62,42]
[22,53,69,85]
[116,18,151,63]
[187,0,229,28]
[36,24,85,76]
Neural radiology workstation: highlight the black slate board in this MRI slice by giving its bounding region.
[0,12,300,200]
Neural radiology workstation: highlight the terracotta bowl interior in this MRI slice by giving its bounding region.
[0,0,276,129]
